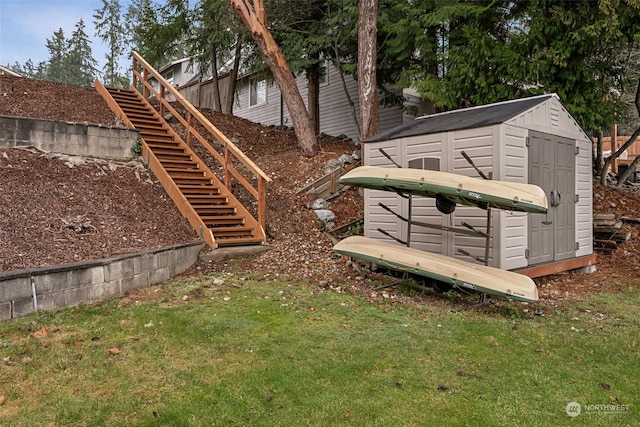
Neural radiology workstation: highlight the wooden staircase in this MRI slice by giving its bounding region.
[95,81,267,249]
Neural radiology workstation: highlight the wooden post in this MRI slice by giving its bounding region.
[143,68,149,99]
[132,57,138,88]
[258,176,267,231]
[160,86,165,117]
[611,123,618,173]
[187,111,193,148]
[224,146,232,186]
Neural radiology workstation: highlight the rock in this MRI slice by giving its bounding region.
[311,198,328,210]
[314,209,335,227]
[213,278,225,286]
[339,154,354,164]
[325,159,341,173]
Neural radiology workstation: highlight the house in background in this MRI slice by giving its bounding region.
[150,57,200,101]
[361,94,595,277]
[175,62,431,142]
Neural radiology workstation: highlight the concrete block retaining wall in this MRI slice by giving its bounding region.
[0,242,204,320]
[0,116,139,159]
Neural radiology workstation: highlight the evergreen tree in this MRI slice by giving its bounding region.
[125,0,190,70]
[191,0,247,113]
[66,19,99,86]
[5,59,46,79]
[124,0,156,61]
[94,0,129,87]
[45,28,69,82]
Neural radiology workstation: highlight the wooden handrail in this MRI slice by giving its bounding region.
[130,51,271,231]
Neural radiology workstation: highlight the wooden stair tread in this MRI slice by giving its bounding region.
[215,237,265,246]
[196,207,237,214]
[203,216,245,225]
[100,82,265,249]
[211,226,255,236]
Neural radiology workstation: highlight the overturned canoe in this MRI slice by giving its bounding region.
[339,165,548,214]
[333,236,538,303]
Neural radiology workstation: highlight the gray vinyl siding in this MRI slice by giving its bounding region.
[575,137,593,257]
[449,127,496,264]
[234,78,281,126]
[233,64,422,142]
[405,134,447,254]
[364,145,404,244]
[319,67,360,140]
[498,125,529,269]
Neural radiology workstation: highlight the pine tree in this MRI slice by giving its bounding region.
[66,19,99,86]
[45,28,69,82]
[94,0,129,87]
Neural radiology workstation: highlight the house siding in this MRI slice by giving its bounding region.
[449,127,496,264]
[498,125,529,270]
[364,144,406,244]
[233,64,424,142]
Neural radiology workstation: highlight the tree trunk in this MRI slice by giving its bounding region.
[224,36,242,115]
[615,154,640,185]
[228,0,320,157]
[307,61,320,136]
[594,129,604,178]
[358,0,379,142]
[602,78,640,186]
[210,43,222,112]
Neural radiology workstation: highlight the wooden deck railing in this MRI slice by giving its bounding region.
[131,51,272,231]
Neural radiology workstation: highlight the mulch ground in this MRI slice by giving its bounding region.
[1,73,639,309]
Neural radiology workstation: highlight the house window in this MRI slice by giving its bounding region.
[164,69,174,85]
[250,76,266,106]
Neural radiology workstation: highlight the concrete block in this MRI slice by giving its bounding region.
[0,276,32,301]
[32,270,72,293]
[0,302,12,320]
[104,258,135,281]
[0,118,16,144]
[13,126,32,145]
[68,266,105,287]
[133,252,157,275]
[65,286,91,307]
[12,297,35,318]
[157,249,178,269]
[37,291,67,312]
[120,273,148,294]
[148,266,171,285]
[89,280,121,302]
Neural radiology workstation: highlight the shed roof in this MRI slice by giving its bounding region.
[366,94,557,142]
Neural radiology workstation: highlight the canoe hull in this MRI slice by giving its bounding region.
[339,166,548,214]
[333,236,539,303]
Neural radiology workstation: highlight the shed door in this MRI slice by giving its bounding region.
[528,131,576,264]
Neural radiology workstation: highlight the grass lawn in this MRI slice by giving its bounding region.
[1,274,638,426]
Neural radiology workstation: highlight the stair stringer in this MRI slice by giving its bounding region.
[95,80,266,248]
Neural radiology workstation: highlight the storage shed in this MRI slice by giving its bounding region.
[363,94,595,274]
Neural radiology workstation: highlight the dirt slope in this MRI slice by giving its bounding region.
[2,73,639,305]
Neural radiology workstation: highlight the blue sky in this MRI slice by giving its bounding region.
[0,0,128,71]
